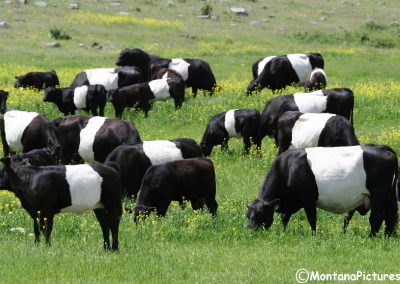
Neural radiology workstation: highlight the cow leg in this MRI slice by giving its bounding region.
[33,218,40,245]
[114,107,124,119]
[205,197,218,216]
[91,105,99,116]
[343,210,356,233]
[94,209,111,250]
[99,104,105,117]
[221,138,229,151]
[178,198,186,209]
[41,215,54,246]
[243,135,252,154]
[108,208,121,251]
[369,209,385,237]
[281,213,292,231]
[156,201,171,217]
[192,87,198,97]
[304,205,317,233]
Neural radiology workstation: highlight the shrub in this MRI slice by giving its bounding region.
[49,27,72,40]
[365,20,386,31]
[201,4,213,16]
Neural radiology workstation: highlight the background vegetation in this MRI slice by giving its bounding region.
[1,0,400,282]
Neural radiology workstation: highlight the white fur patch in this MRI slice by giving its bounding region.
[290,113,335,149]
[162,72,168,79]
[78,116,107,163]
[4,110,39,152]
[309,68,328,83]
[293,90,327,113]
[305,146,369,214]
[224,109,240,138]
[73,85,88,109]
[148,79,171,101]
[257,56,276,76]
[61,165,104,214]
[142,140,183,165]
[287,54,312,84]
[168,59,190,81]
[85,69,118,91]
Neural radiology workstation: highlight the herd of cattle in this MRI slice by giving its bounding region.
[0,48,398,251]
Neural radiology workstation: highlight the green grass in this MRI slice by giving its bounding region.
[1,0,400,283]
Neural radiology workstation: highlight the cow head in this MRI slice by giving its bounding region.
[0,156,13,191]
[43,87,57,102]
[167,78,185,107]
[133,205,157,223]
[247,198,280,230]
[0,90,9,114]
[14,75,25,88]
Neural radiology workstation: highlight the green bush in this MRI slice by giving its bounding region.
[201,4,212,16]
[49,27,72,40]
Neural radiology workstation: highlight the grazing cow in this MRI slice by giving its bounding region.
[58,115,141,164]
[43,85,108,116]
[133,158,218,220]
[150,58,217,96]
[305,68,328,91]
[70,67,143,91]
[0,90,9,114]
[247,53,324,94]
[14,70,59,90]
[105,138,203,198]
[277,111,359,153]
[0,110,59,156]
[247,145,398,237]
[108,78,185,118]
[252,56,277,80]
[0,157,122,250]
[200,109,262,156]
[259,88,354,144]
[116,48,160,81]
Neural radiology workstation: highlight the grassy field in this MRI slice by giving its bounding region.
[1,0,400,283]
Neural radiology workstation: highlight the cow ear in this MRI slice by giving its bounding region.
[267,199,280,210]
[0,156,11,166]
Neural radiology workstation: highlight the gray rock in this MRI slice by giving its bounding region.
[4,0,12,4]
[0,21,8,28]
[46,41,60,47]
[309,20,317,25]
[250,20,258,27]
[181,33,196,39]
[110,2,121,6]
[34,1,47,7]
[78,43,87,48]
[167,0,174,7]
[69,3,79,9]
[210,15,219,21]
[319,16,327,21]
[196,15,210,19]
[91,42,103,49]
[19,0,27,3]
[230,7,248,16]
[119,11,129,16]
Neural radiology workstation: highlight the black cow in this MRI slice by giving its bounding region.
[0,90,9,114]
[305,68,328,91]
[116,48,160,81]
[58,115,141,164]
[277,111,359,153]
[0,157,122,250]
[43,85,107,116]
[133,158,218,220]
[0,110,59,156]
[247,53,324,94]
[200,109,261,156]
[108,78,185,118]
[70,67,143,91]
[14,71,59,90]
[259,88,354,144]
[150,58,217,96]
[247,144,398,237]
[105,138,203,198]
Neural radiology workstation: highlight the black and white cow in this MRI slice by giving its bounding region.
[58,115,141,164]
[0,157,122,250]
[154,68,184,82]
[251,56,277,80]
[70,67,143,91]
[259,88,354,144]
[0,110,59,156]
[116,48,160,81]
[108,78,185,118]
[43,85,108,116]
[133,158,218,220]
[10,148,59,166]
[305,68,328,91]
[247,145,398,237]
[200,109,261,156]
[150,58,217,96]
[14,70,60,90]
[0,90,9,114]
[105,138,203,198]
[277,111,359,153]
[247,53,324,94]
